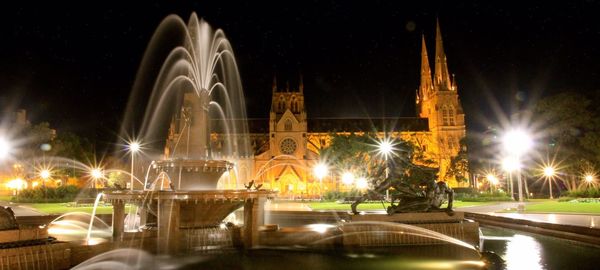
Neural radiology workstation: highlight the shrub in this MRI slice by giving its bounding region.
[565,188,600,198]
[322,189,362,201]
[455,190,513,202]
[12,185,81,203]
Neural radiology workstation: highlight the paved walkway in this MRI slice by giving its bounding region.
[0,201,46,216]
[461,201,600,228]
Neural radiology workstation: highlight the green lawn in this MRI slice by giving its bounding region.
[308,201,493,211]
[23,203,133,215]
[500,200,600,214]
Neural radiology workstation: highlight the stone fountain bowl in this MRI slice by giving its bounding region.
[152,159,233,190]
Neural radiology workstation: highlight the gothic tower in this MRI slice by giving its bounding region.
[416,21,467,185]
[269,76,308,160]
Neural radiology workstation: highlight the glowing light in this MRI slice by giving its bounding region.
[6,178,26,190]
[90,168,104,179]
[543,166,555,177]
[32,181,39,188]
[0,137,11,160]
[313,163,328,180]
[356,177,368,189]
[128,141,141,153]
[341,172,354,185]
[377,138,394,158]
[502,156,520,172]
[502,129,532,156]
[40,169,51,180]
[486,174,498,185]
[585,174,594,183]
[306,224,335,234]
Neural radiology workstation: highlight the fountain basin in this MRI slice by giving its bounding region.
[150,159,233,190]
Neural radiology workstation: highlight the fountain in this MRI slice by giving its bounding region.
[102,12,275,254]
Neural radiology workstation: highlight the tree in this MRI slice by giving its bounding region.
[534,92,600,190]
[446,137,469,183]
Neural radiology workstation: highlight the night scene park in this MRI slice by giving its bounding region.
[2,2,600,270]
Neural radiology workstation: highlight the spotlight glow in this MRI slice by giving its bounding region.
[40,169,51,180]
[356,177,368,189]
[502,156,520,172]
[313,163,328,180]
[585,174,594,183]
[129,141,141,153]
[486,174,498,185]
[502,129,532,156]
[543,166,555,177]
[90,168,104,179]
[341,172,354,185]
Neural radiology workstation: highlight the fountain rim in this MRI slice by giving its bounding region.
[103,189,277,202]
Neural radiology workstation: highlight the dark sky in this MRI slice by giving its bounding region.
[1,1,600,149]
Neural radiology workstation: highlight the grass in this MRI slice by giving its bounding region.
[500,200,600,214]
[0,195,13,202]
[22,203,133,215]
[308,201,493,211]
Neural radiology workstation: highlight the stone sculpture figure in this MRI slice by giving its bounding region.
[0,206,18,230]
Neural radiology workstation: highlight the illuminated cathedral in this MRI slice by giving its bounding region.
[237,22,467,198]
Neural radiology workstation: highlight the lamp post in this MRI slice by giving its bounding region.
[502,129,532,211]
[378,139,393,201]
[128,141,140,191]
[502,156,518,200]
[543,166,556,199]
[314,163,328,200]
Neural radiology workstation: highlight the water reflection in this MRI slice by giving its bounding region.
[481,226,600,270]
[505,235,543,270]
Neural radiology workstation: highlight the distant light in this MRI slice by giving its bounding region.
[314,163,328,180]
[40,169,51,180]
[502,129,532,156]
[585,174,594,183]
[341,172,355,185]
[90,168,104,179]
[32,181,39,188]
[0,137,11,160]
[356,177,368,189]
[543,166,556,177]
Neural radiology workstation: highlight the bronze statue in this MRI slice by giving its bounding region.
[350,142,454,215]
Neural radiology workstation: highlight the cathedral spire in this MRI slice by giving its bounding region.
[435,18,452,91]
[299,73,304,93]
[272,75,277,93]
[419,34,433,100]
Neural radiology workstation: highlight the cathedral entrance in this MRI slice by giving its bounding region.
[278,173,300,199]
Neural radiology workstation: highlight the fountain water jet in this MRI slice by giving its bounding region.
[103,12,275,254]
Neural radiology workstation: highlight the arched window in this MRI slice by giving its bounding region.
[285,119,293,131]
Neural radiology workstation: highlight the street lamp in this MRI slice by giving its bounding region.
[543,166,556,199]
[90,168,104,190]
[128,141,141,191]
[313,163,328,200]
[502,129,532,211]
[502,156,519,200]
[585,174,594,183]
[377,138,394,201]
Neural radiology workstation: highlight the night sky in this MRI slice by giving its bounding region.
[1,1,600,151]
